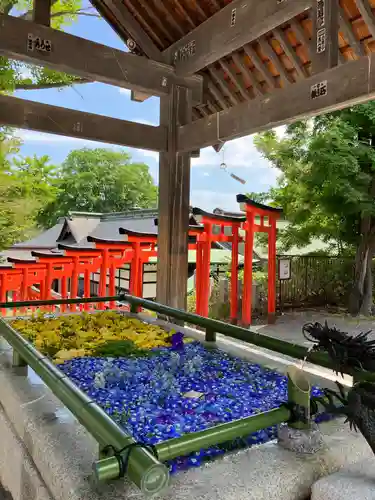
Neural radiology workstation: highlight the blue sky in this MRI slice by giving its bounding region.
[13,5,280,212]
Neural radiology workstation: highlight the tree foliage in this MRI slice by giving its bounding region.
[0,0,100,93]
[39,148,158,227]
[254,102,375,315]
[0,135,157,248]
[0,130,56,249]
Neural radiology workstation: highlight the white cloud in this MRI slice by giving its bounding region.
[119,88,131,95]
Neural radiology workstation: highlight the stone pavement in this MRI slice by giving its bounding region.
[251,310,375,346]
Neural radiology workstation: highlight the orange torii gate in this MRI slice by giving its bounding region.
[191,208,246,323]
[0,198,281,324]
[237,195,282,326]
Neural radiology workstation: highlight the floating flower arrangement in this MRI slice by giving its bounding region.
[12,312,331,473]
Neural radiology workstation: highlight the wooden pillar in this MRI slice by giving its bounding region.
[109,265,116,309]
[195,240,203,315]
[0,276,6,316]
[312,0,339,74]
[242,213,254,326]
[267,221,277,324]
[61,276,67,313]
[230,226,239,323]
[70,257,79,311]
[156,85,192,310]
[200,223,212,317]
[33,0,51,26]
[99,250,109,310]
[84,268,91,311]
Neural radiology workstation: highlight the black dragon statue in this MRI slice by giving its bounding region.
[302,321,375,454]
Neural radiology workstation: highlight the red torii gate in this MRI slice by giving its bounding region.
[191,208,246,323]
[237,195,282,326]
[0,198,281,324]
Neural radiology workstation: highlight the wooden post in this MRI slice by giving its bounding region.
[201,223,212,317]
[242,214,254,326]
[312,0,339,73]
[84,268,91,311]
[70,257,79,312]
[230,225,239,323]
[99,250,109,310]
[32,0,51,26]
[195,240,203,315]
[156,85,192,310]
[268,220,277,324]
[61,276,67,313]
[109,265,116,309]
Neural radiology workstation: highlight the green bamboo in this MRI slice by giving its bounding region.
[2,294,374,381]
[0,319,169,496]
[287,366,311,430]
[0,295,122,309]
[156,406,291,461]
[121,295,375,382]
[95,406,290,478]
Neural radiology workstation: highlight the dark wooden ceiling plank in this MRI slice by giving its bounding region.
[163,0,312,75]
[102,0,163,59]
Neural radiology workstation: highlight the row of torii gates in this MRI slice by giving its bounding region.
[0,196,281,326]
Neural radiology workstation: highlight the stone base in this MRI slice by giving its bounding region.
[311,459,375,500]
[278,423,324,454]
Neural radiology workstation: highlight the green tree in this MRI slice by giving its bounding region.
[254,104,375,315]
[0,130,56,248]
[40,148,158,227]
[0,0,101,93]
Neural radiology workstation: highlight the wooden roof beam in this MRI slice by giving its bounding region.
[0,14,203,103]
[0,94,167,152]
[97,0,163,61]
[163,0,312,76]
[178,55,375,151]
[311,0,339,73]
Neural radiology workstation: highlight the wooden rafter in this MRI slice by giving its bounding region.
[178,55,375,152]
[163,0,312,75]
[219,58,251,101]
[102,0,163,59]
[339,4,366,57]
[243,44,275,91]
[0,94,167,152]
[0,14,202,102]
[355,0,375,40]
[231,53,264,97]
[208,66,239,106]
[258,37,293,86]
[273,27,307,78]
